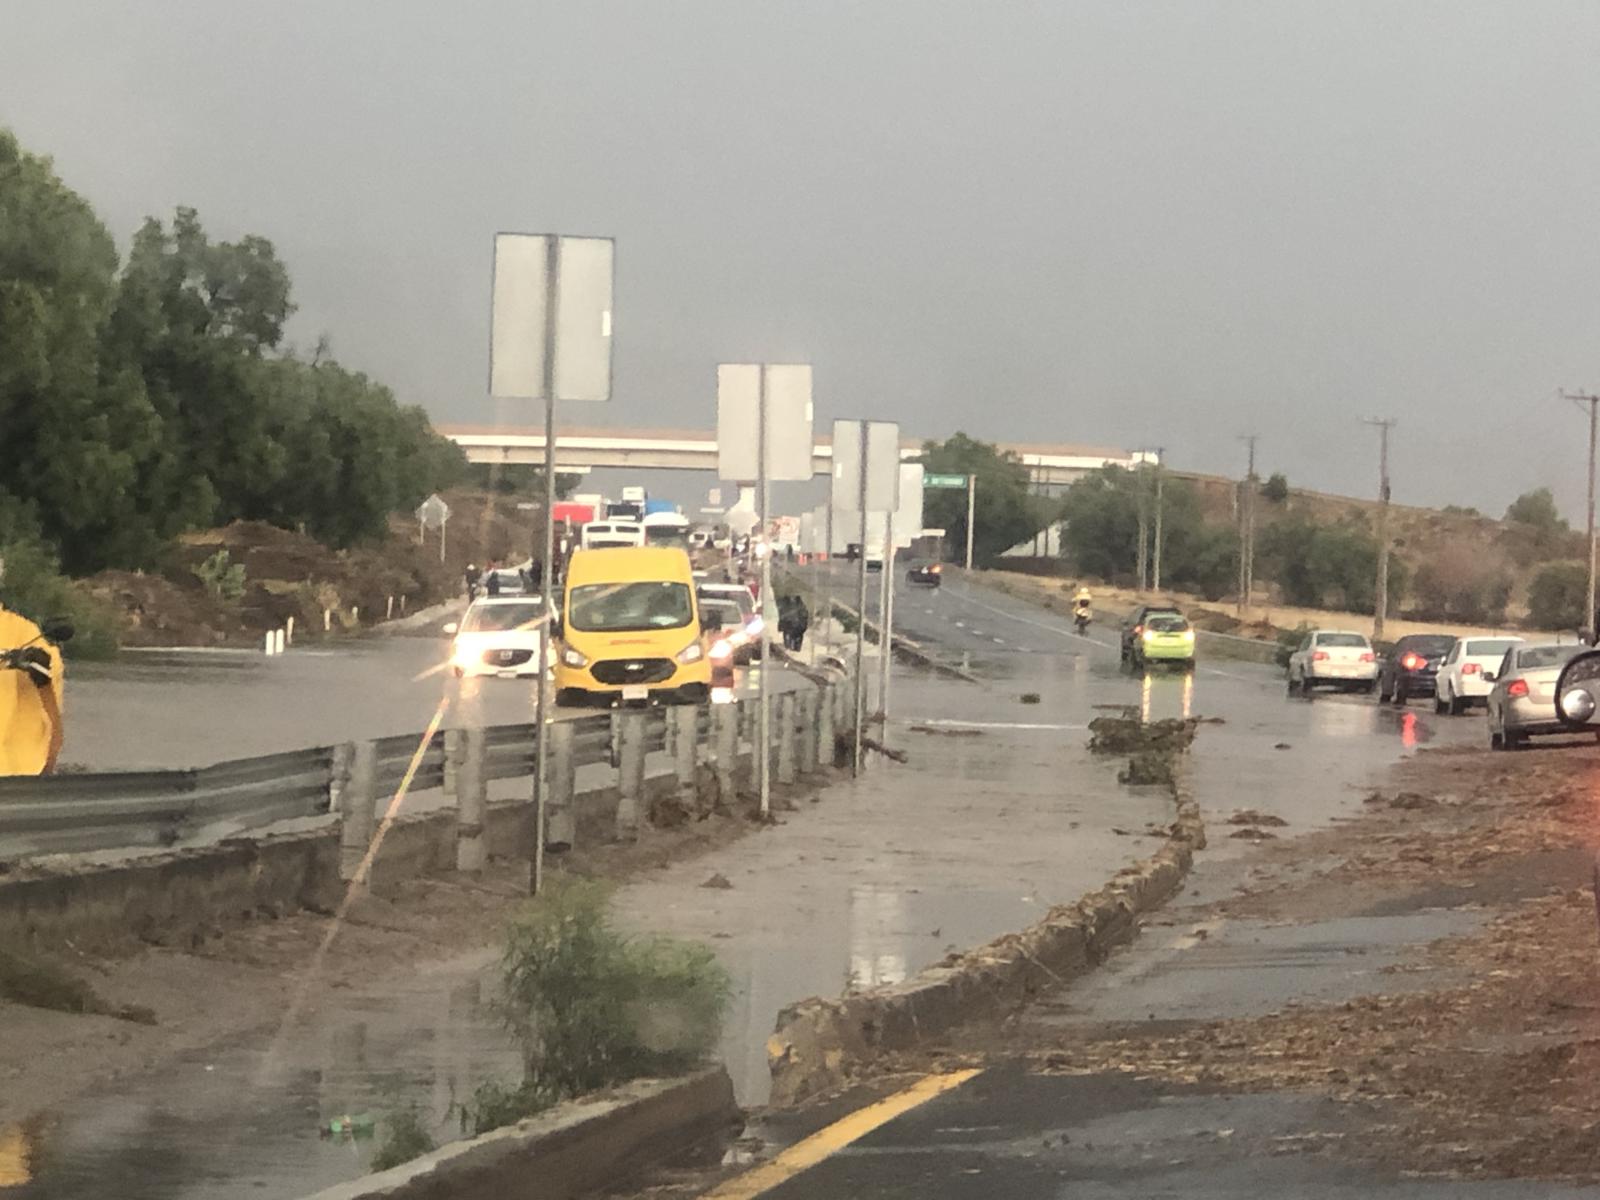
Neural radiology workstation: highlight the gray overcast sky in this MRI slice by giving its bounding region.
[5,1,1600,517]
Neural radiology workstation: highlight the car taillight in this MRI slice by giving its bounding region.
[1400,652,1421,670]
[1507,679,1529,698]
[1133,625,1143,635]
[1311,650,1329,662]
[1360,652,1376,663]
[1461,663,1480,675]
[930,564,942,574]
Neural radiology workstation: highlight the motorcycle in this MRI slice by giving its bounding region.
[1073,604,1091,636]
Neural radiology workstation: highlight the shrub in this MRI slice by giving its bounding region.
[0,534,122,659]
[194,549,247,602]
[1527,561,1588,631]
[1409,541,1512,624]
[370,1108,436,1172]
[1260,473,1289,503]
[464,881,732,1136]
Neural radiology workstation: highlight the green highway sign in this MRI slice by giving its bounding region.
[923,473,968,489]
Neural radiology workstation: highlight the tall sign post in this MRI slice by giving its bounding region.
[416,494,451,563]
[832,419,900,776]
[717,364,813,819]
[490,232,614,895]
[923,472,971,568]
[876,462,923,742]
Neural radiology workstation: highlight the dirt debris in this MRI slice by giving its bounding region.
[1226,810,1290,827]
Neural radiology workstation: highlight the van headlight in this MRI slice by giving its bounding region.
[676,641,705,665]
[561,646,589,668]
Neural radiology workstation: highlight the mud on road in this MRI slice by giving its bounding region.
[955,739,1600,1183]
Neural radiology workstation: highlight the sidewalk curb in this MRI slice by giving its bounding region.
[766,775,1205,1106]
[298,1067,739,1200]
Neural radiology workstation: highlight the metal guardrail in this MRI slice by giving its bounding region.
[0,690,825,862]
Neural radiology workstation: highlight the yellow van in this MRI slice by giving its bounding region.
[555,546,712,706]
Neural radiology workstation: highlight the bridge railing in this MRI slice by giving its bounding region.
[0,674,854,864]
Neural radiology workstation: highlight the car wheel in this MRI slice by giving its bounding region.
[1449,693,1465,716]
[1377,677,1392,703]
[1489,725,1503,750]
[1505,730,1526,751]
[1391,681,1408,707]
[1433,690,1447,715]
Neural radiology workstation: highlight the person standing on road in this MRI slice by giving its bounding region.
[790,595,810,651]
[464,563,480,601]
[0,557,65,776]
[485,561,501,598]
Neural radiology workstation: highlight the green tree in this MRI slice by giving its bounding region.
[1260,473,1289,503]
[1501,487,1571,566]
[1527,561,1588,631]
[1258,512,1409,614]
[917,433,1046,566]
[1410,538,1512,624]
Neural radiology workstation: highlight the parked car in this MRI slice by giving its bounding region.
[1487,643,1590,749]
[1434,635,1525,715]
[1286,630,1378,694]
[1376,633,1455,705]
[906,562,942,587]
[1129,611,1195,669]
[1120,604,1183,662]
[444,595,551,679]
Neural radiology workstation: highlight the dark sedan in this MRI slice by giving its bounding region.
[906,562,943,587]
[1378,633,1456,705]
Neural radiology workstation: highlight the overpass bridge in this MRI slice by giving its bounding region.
[436,424,1155,487]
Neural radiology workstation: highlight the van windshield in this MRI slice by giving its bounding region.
[645,526,688,548]
[569,581,693,632]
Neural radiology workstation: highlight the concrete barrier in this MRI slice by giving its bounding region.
[299,1067,740,1200]
[766,775,1205,1106]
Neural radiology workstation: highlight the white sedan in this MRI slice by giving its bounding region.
[1433,636,1524,715]
[444,596,553,679]
[1286,630,1378,695]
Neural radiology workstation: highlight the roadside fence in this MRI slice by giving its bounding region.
[0,673,855,866]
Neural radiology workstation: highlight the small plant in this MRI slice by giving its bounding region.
[194,550,247,602]
[369,1107,436,1172]
[462,881,733,1137]
[1273,623,1313,669]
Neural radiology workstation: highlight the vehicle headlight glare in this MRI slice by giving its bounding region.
[561,646,588,668]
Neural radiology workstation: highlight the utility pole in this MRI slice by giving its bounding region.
[1562,391,1600,638]
[1237,435,1258,616]
[1362,418,1397,643]
[1151,448,1166,593]
[1135,455,1150,593]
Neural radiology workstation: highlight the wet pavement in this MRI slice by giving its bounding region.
[5,572,1493,1197]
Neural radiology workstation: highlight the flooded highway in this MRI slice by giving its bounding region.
[1,573,1485,1198]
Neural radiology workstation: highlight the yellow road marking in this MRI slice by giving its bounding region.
[703,1069,982,1199]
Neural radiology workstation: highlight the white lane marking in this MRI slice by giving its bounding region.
[954,620,966,628]
[992,637,1005,644]
[911,718,1086,731]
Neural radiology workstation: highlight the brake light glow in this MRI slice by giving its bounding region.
[1311,650,1329,662]
[1133,625,1143,635]
[1360,651,1375,663]
[1461,663,1480,675]
[1400,652,1421,670]
[1507,679,1529,698]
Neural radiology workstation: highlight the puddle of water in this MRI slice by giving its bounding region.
[5,957,518,1200]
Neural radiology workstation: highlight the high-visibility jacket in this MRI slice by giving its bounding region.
[0,607,64,776]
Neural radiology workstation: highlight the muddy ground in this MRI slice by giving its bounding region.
[0,791,798,1129]
[880,740,1600,1183]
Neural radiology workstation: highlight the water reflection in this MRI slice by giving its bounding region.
[848,884,910,988]
[0,1119,44,1188]
[1140,670,1195,723]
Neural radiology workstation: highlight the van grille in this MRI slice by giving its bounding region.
[591,658,675,685]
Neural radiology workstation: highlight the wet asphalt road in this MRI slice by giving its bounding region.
[722,569,1553,1200]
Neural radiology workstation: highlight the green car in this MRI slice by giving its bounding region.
[1132,612,1196,668]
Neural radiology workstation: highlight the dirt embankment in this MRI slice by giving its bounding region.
[79,490,547,648]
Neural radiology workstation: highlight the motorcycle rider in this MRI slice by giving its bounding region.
[0,556,66,775]
[1072,585,1093,632]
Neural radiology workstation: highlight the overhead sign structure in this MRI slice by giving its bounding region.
[923,473,967,490]
[490,233,614,402]
[830,419,901,514]
[716,364,814,483]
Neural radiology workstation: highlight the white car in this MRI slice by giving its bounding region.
[444,596,553,679]
[1433,635,1525,715]
[1286,630,1378,695]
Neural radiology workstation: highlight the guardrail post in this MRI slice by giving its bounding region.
[713,702,738,807]
[455,727,487,872]
[340,740,377,883]
[615,710,646,841]
[776,693,797,785]
[547,722,576,851]
[812,684,838,771]
[671,704,699,809]
[442,728,462,803]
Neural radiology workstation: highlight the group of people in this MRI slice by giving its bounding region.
[464,559,542,601]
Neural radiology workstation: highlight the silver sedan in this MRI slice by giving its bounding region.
[1486,643,1590,750]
